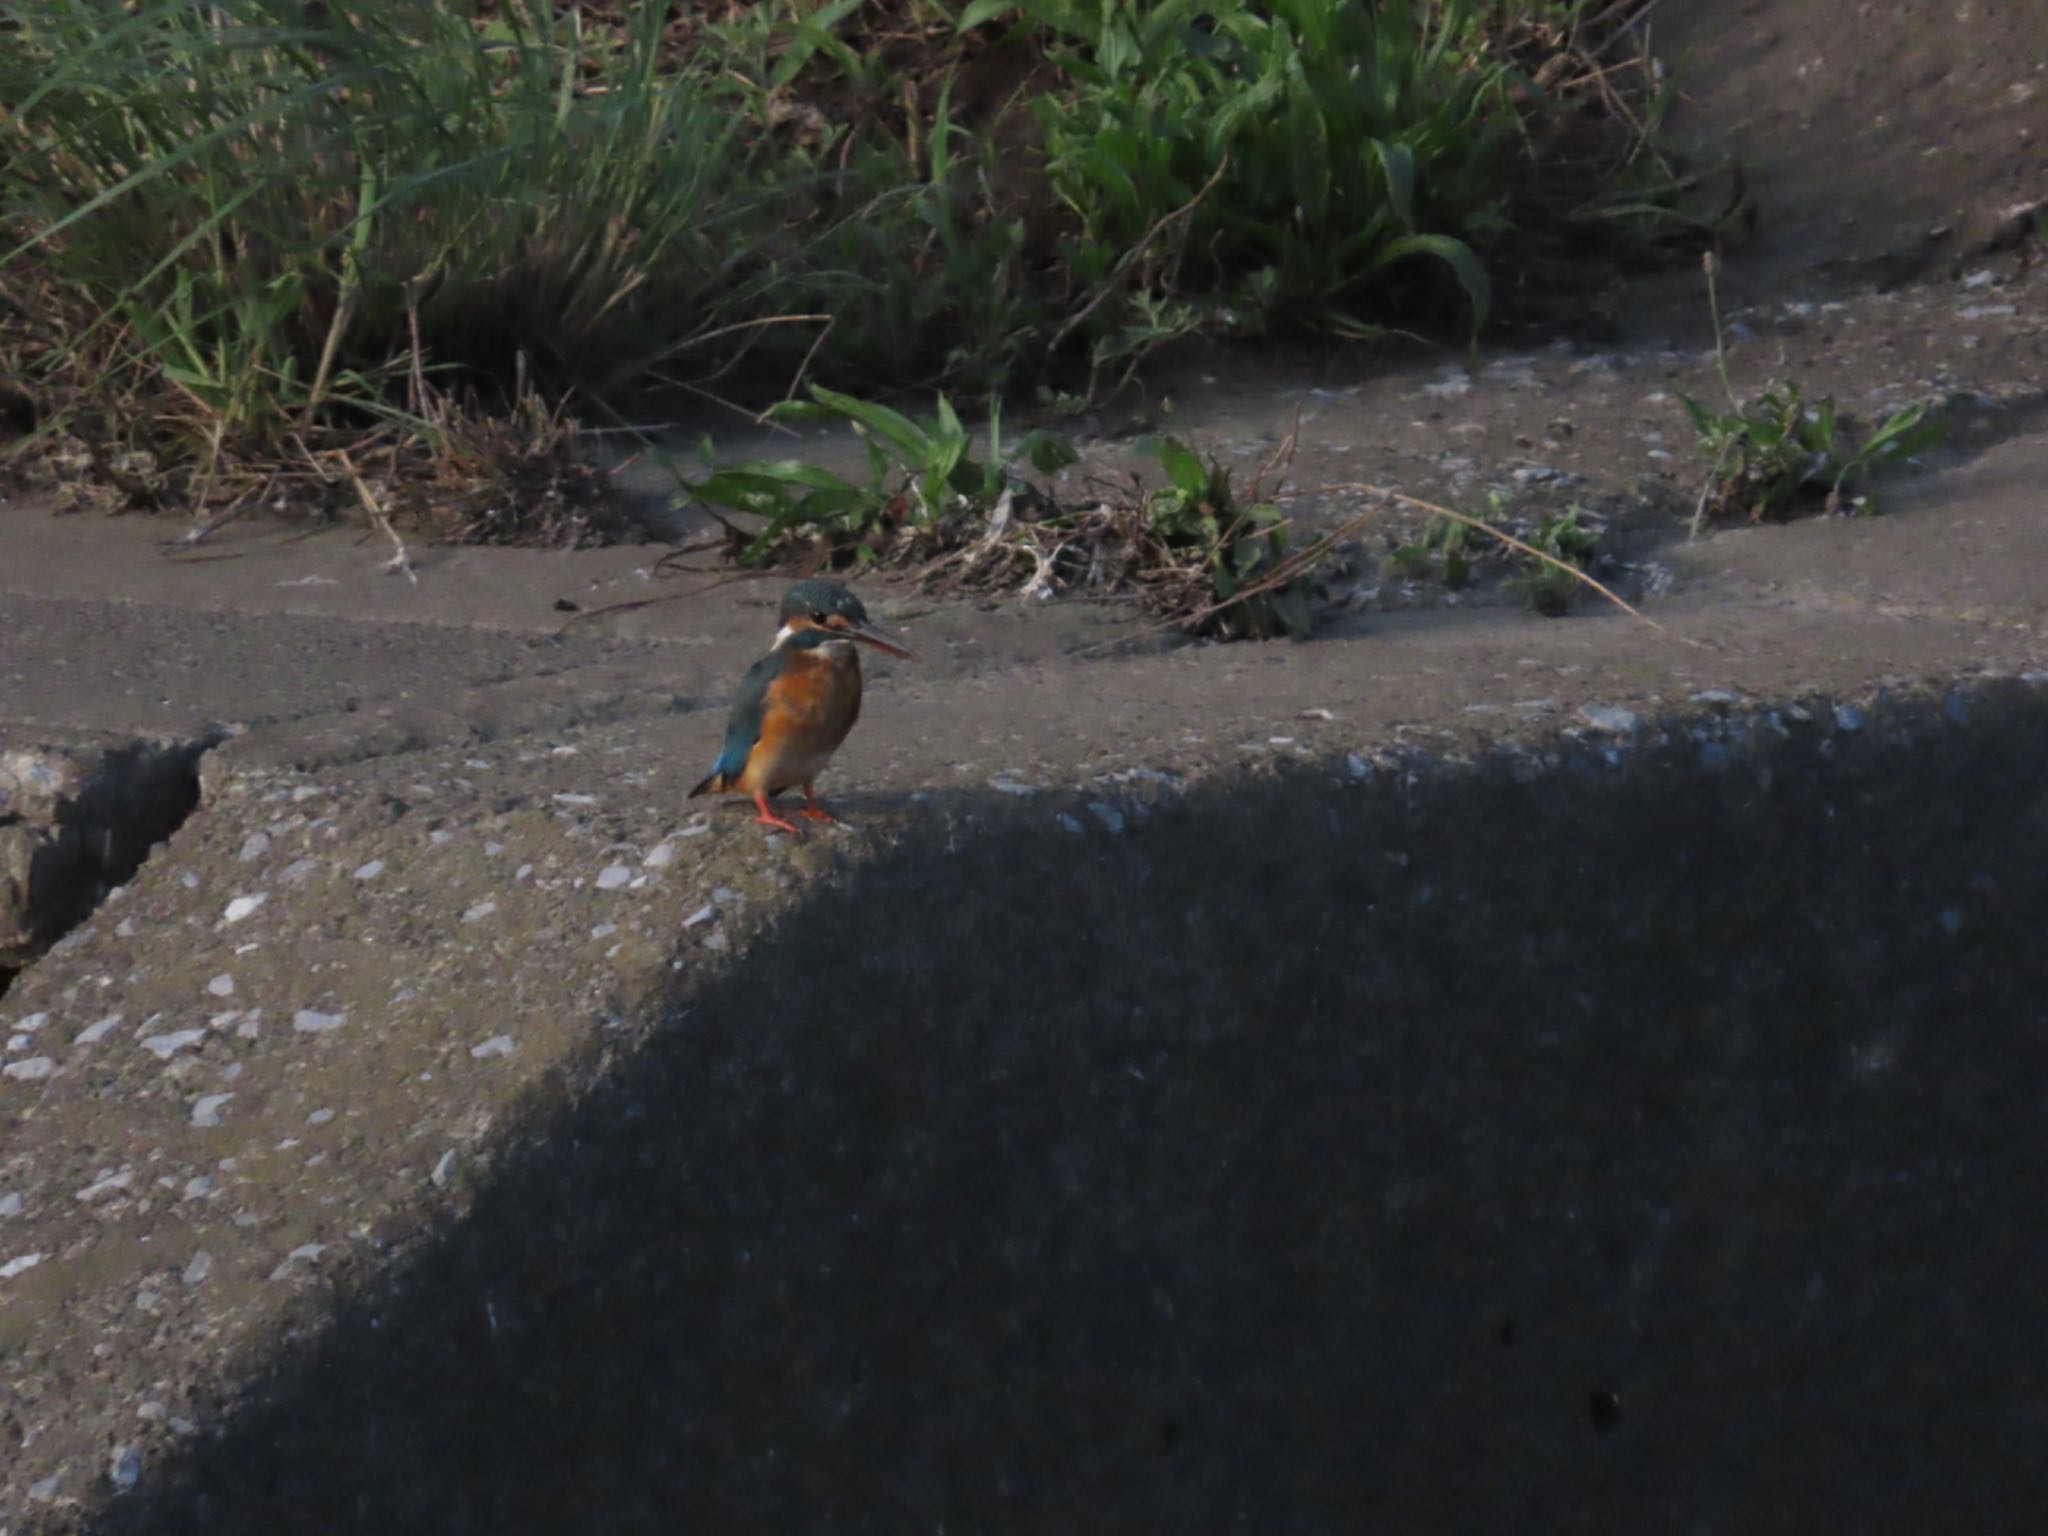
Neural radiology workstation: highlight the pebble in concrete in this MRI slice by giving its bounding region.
[222,893,267,923]
[268,1242,327,1282]
[1579,705,1642,735]
[74,1014,121,1045]
[292,1009,347,1034]
[109,1444,142,1494]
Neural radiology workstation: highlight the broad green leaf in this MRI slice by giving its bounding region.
[1366,232,1491,334]
[1145,436,1209,499]
[958,0,1016,30]
[1372,139,1416,230]
[1270,582,1313,638]
[806,385,935,465]
[1022,431,1080,475]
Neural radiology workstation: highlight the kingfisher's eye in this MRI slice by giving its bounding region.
[811,609,828,625]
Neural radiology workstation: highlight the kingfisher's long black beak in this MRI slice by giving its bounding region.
[845,619,915,660]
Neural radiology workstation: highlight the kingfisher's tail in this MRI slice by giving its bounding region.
[688,770,730,799]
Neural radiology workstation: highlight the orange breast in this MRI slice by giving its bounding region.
[736,645,863,795]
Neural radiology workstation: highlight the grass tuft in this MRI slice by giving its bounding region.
[2,0,1708,558]
[1680,254,1944,534]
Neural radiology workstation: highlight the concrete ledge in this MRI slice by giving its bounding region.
[63,678,2048,1534]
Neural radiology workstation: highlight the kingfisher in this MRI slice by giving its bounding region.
[689,579,915,835]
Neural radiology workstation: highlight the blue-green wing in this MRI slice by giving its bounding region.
[710,651,783,779]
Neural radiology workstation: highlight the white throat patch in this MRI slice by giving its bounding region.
[773,622,856,658]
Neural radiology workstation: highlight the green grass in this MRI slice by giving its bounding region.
[1680,255,1943,534]
[683,389,1308,639]
[1,0,1696,533]
[1391,491,1605,615]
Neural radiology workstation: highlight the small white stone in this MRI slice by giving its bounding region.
[140,1030,206,1060]
[353,859,384,881]
[30,1470,62,1501]
[183,1175,217,1200]
[1300,708,1335,721]
[223,893,268,924]
[1578,705,1641,735]
[462,898,497,923]
[76,1013,122,1045]
[238,832,271,862]
[596,864,632,890]
[76,1170,133,1201]
[15,1011,49,1033]
[683,904,716,929]
[292,1009,347,1034]
[643,841,678,868]
[591,923,618,941]
[430,1149,458,1188]
[4,1056,55,1081]
[553,792,599,806]
[109,1443,143,1493]
[190,1093,234,1128]
[1,1251,44,1279]
[280,857,319,883]
[268,1242,327,1281]
[470,1034,516,1060]
[307,1108,335,1125]
[182,1251,213,1286]
[988,777,1035,796]
[0,1191,22,1216]
[206,974,236,998]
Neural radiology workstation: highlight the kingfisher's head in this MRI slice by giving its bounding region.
[774,580,915,659]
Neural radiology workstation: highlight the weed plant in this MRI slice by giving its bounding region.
[2,0,1699,536]
[1679,255,1942,533]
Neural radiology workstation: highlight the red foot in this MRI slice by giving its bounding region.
[800,784,837,823]
[751,793,804,836]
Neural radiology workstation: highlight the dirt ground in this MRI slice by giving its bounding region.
[3,2,2048,1531]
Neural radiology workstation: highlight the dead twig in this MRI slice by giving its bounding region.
[1049,156,1230,358]
[338,449,418,583]
[1299,480,1682,639]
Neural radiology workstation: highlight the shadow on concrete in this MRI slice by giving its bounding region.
[99,685,2048,1534]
